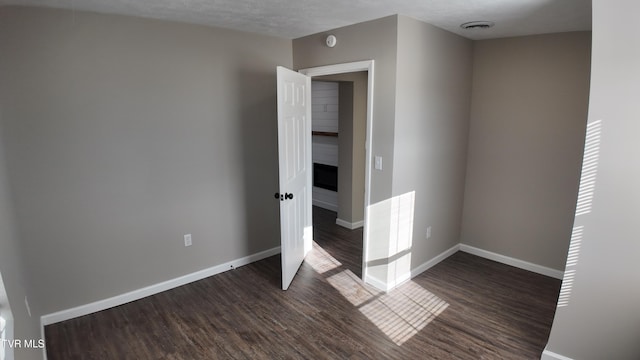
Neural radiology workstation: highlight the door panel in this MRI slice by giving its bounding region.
[277,66,312,290]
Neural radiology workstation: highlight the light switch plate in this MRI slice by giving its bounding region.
[375,156,383,170]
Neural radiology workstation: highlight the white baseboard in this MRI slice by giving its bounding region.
[365,243,561,292]
[411,244,461,279]
[364,274,388,292]
[459,244,564,279]
[389,272,412,291]
[365,244,460,292]
[335,218,364,230]
[366,273,412,293]
[40,246,281,326]
[542,349,574,360]
[312,199,338,212]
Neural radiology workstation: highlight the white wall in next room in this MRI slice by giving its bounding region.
[312,81,339,211]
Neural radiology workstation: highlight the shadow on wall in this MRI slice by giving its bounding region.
[236,68,281,256]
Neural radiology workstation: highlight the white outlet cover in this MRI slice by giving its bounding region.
[184,234,192,247]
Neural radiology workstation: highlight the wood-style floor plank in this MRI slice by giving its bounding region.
[45,206,561,359]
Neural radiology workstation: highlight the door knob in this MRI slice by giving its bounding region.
[274,192,294,201]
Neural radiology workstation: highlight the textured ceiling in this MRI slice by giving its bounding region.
[0,0,592,40]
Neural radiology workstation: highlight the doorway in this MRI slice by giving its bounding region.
[299,60,374,283]
[310,73,367,278]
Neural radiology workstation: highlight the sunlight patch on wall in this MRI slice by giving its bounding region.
[559,120,602,307]
[558,226,583,307]
[575,120,602,216]
[565,226,583,267]
[387,191,415,287]
[364,191,417,289]
[388,191,415,255]
[557,269,577,307]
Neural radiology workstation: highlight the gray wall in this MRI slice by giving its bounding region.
[461,32,591,271]
[0,6,292,315]
[294,15,473,286]
[544,1,640,358]
[337,81,355,223]
[392,16,473,276]
[293,16,398,284]
[293,16,398,206]
[0,123,41,360]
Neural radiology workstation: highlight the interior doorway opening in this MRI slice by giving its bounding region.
[299,60,374,283]
[310,73,367,278]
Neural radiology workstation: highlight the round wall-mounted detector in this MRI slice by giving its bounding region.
[460,21,495,30]
[326,35,337,48]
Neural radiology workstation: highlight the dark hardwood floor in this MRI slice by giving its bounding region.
[312,206,363,278]
[45,206,561,359]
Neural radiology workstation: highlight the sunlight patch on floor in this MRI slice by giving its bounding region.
[313,242,448,346]
[327,270,381,307]
[305,243,342,274]
[359,281,448,345]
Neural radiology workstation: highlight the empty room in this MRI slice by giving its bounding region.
[0,1,638,360]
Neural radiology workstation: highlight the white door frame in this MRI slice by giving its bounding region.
[298,60,374,283]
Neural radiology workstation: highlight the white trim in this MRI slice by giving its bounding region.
[387,272,412,291]
[367,273,411,293]
[387,245,461,292]
[41,320,47,360]
[459,244,564,279]
[40,246,281,326]
[299,61,373,78]
[366,244,460,292]
[411,244,461,279]
[335,218,364,229]
[312,199,338,212]
[542,349,574,360]
[364,274,388,292]
[367,244,563,292]
[299,60,375,285]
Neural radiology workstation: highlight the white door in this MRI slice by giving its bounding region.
[276,66,312,290]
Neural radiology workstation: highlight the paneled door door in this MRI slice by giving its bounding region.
[276,66,312,290]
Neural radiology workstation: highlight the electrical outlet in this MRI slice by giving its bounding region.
[184,234,192,247]
[25,296,31,317]
[426,226,432,239]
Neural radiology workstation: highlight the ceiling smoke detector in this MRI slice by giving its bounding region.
[460,21,495,30]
